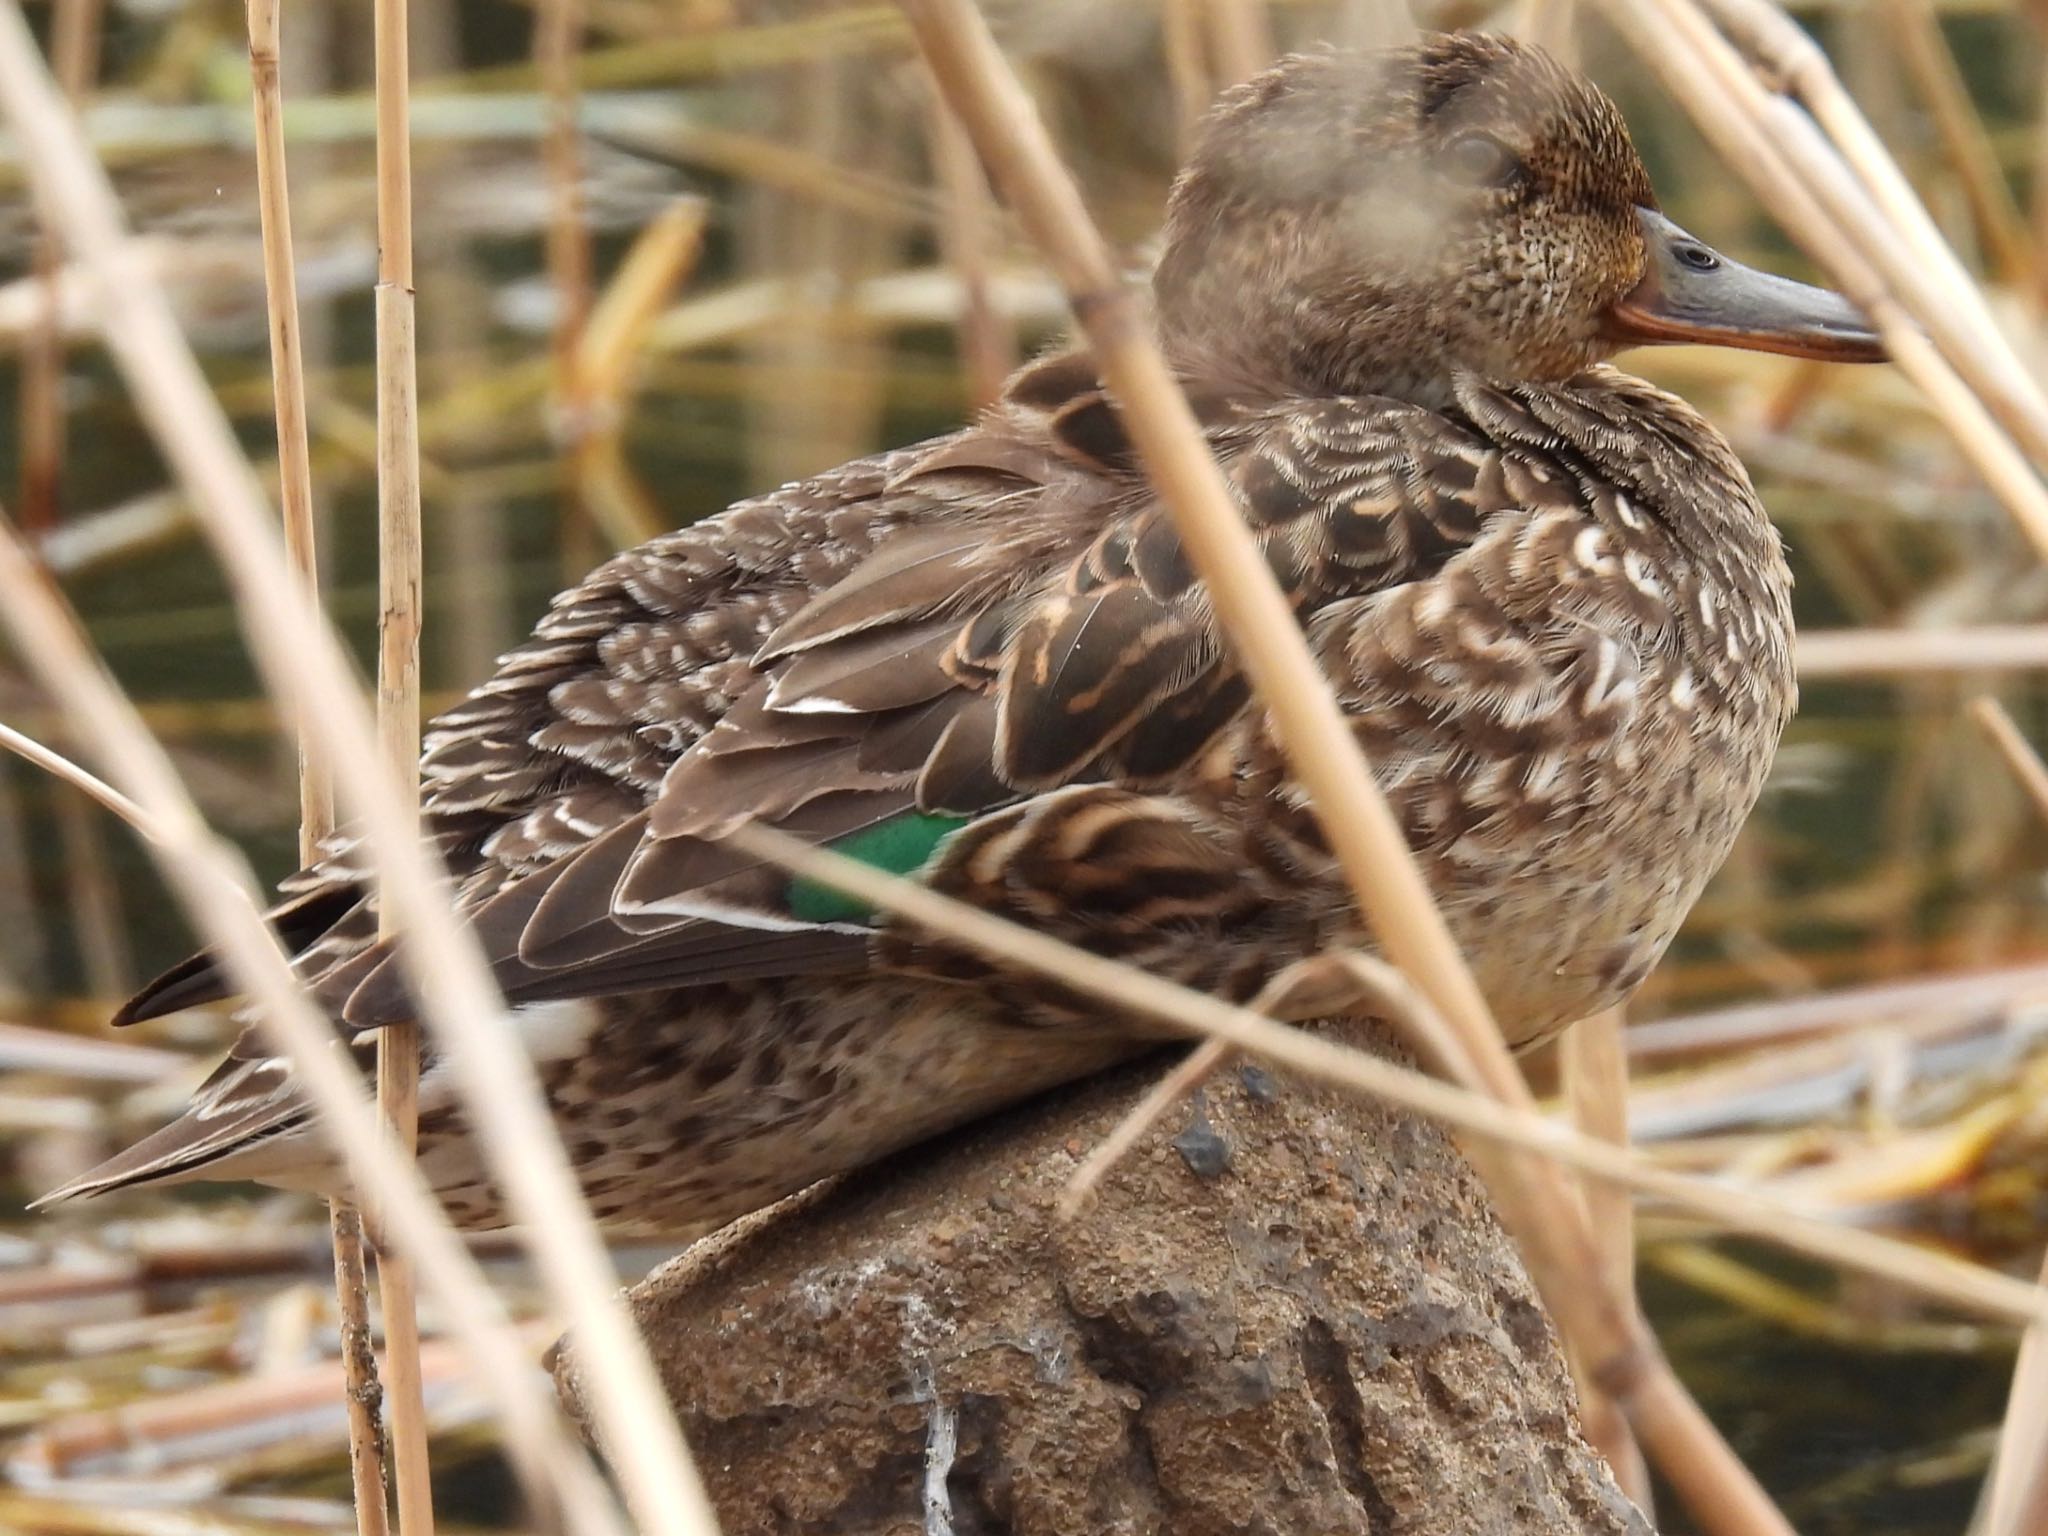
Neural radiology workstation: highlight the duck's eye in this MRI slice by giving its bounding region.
[1443,131,1519,187]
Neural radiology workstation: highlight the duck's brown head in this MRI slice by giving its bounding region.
[1153,33,1882,401]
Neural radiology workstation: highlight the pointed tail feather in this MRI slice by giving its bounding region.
[111,883,368,1027]
[33,1059,326,1206]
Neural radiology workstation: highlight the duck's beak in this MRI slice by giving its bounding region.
[1606,207,1886,363]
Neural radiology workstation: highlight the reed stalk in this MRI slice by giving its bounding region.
[924,76,1014,408]
[0,720,153,835]
[1517,0,1580,54]
[537,0,599,558]
[330,1200,390,1536]
[19,0,123,1017]
[370,0,432,1525]
[1966,695,2048,1536]
[571,200,705,547]
[1204,0,1273,86]
[0,8,721,1532]
[1057,1036,1232,1215]
[1063,954,1438,1218]
[246,0,386,1523]
[247,0,329,849]
[1696,0,2048,450]
[1160,0,1212,153]
[539,0,591,378]
[1562,1010,1653,1514]
[1797,626,2048,676]
[1631,959,2048,1061]
[1879,0,2034,289]
[18,0,99,537]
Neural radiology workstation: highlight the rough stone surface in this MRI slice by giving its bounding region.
[553,1025,1655,1536]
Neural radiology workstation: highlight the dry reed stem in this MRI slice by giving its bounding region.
[0,12,721,1533]
[0,720,155,839]
[17,4,91,531]
[1601,0,2048,555]
[247,0,387,1516]
[724,824,2048,1322]
[1964,694,2048,1536]
[18,0,119,1023]
[247,0,330,849]
[899,6,1794,1531]
[1696,0,2048,458]
[19,227,65,532]
[1797,626,2048,677]
[538,0,599,556]
[51,792,127,1001]
[1160,0,1212,154]
[0,508,626,1536]
[1062,945,1516,1216]
[575,203,708,395]
[1057,1037,1232,1217]
[1562,1010,1653,1514]
[1060,952,1419,1216]
[1880,0,2034,289]
[1630,958,2048,1060]
[370,0,431,1524]
[1204,0,1273,87]
[925,78,1014,408]
[1971,696,2048,820]
[1517,0,1580,56]
[329,1198,390,1536]
[572,200,704,549]
[2033,29,2048,312]
[19,1317,557,1479]
[540,0,591,388]
[17,0,99,536]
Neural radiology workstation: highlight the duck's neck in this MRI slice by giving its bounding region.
[1161,320,1464,411]
[1152,226,1463,409]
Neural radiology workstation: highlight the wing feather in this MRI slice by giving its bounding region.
[91,363,1524,1195]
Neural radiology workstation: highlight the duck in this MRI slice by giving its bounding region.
[46,31,1883,1234]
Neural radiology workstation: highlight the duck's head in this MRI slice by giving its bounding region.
[1153,33,1883,401]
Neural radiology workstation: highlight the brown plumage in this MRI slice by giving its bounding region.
[46,33,1882,1234]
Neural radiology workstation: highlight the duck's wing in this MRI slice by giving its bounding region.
[52,437,985,1202]
[321,379,1529,1026]
[109,436,964,1029]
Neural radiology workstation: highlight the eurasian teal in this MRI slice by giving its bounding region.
[49,33,1883,1233]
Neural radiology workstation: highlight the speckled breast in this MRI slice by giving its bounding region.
[1273,372,1798,1046]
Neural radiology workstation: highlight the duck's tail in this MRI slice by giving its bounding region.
[34,1056,332,1208]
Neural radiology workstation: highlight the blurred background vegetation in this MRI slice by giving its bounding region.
[3,0,2048,1531]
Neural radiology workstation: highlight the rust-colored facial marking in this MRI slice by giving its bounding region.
[1152,33,1881,398]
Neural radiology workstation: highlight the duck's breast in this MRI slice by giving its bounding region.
[1287,372,1795,1041]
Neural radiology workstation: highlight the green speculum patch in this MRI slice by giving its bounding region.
[785,811,972,925]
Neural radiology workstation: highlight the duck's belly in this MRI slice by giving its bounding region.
[410,982,1140,1234]
[1418,698,1782,1048]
